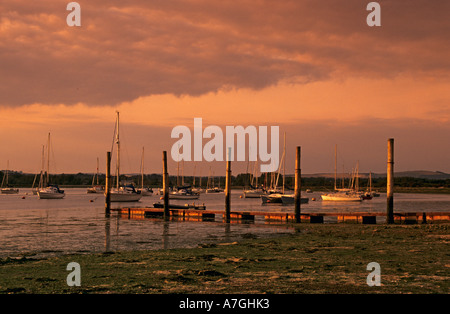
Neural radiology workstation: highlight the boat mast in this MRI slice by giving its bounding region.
[47,133,50,184]
[116,111,120,190]
[96,157,99,185]
[283,132,286,194]
[5,160,9,186]
[40,145,45,188]
[141,147,145,189]
[334,144,337,191]
[356,161,359,192]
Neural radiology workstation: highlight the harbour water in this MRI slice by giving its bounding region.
[0,188,449,259]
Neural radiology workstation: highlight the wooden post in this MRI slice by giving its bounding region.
[387,138,394,224]
[105,151,111,216]
[225,148,231,223]
[162,151,170,220]
[294,146,301,223]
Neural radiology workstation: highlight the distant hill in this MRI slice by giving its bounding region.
[301,171,450,180]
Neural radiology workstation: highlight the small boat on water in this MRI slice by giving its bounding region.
[205,167,223,193]
[170,186,200,200]
[109,111,141,203]
[110,185,142,202]
[1,161,19,194]
[262,193,309,205]
[205,187,223,193]
[321,148,363,202]
[243,188,264,198]
[38,184,65,199]
[87,185,104,193]
[38,133,65,199]
[1,187,20,194]
[87,157,104,194]
[321,191,362,202]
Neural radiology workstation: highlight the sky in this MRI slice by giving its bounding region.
[1,0,449,176]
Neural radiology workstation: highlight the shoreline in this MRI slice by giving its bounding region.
[1,223,448,294]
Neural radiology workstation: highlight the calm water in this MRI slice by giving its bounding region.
[0,188,449,259]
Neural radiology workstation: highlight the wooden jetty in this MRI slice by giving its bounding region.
[111,207,450,224]
[109,140,450,225]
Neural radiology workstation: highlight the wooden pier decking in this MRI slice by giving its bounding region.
[111,207,450,224]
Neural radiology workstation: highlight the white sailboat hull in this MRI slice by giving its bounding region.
[243,189,264,198]
[109,191,142,202]
[87,186,104,193]
[38,188,65,199]
[321,193,362,202]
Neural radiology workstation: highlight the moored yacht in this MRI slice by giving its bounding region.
[38,184,65,199]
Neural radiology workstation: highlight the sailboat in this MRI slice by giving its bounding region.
[32,145,45,195]
[38,133,65,199]
[109,111,142,202]
[261,133,308,205]
[1,161,19,194]
[321,145,362,202]
[87,157,104,193]
[364,171,380,198]
[191,164,204,194]
[205,168,223,193]
[137,147,153,196]
[243,160,264,198]
[169,186,200,200]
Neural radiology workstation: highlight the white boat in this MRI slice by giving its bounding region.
[109,111,141,202]
[262,193,309,205]
[38,133,65,199]
[1,161,19,194]
[243,188,264,198]
[321,192,362,202]
[87,185,104,193]
[169,186,200,200]
[321,145,363,202]
[192,187,204,194]
[206,187,223,193]
[87,157,104,193]
[205,167,223,193]
[110,185,142,202]
[243,159,264,198]
[38,184,65,199]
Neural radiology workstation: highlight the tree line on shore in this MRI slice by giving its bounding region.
[2,171,450,190]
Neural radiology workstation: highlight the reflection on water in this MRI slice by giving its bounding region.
[0,188,449,259]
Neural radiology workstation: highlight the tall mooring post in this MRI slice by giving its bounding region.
[225,148,231,223]
[105,151,111,216]
[294,146,301,223]
[387,138,394,224]
[162,151,170,220]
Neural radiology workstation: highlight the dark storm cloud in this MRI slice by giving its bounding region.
[0,0,449,107]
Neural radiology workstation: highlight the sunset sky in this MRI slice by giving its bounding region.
[1,0,449,177]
